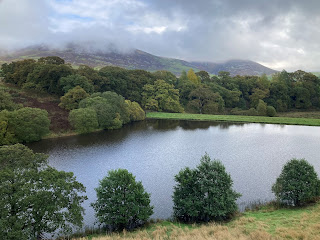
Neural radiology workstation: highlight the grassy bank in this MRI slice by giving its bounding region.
[147,112,320,126]
[74,202,320,240]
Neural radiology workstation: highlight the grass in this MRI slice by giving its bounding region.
[72,202,320,240]
[146,112,320,126]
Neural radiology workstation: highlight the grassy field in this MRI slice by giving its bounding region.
[146,112,320,126]
[74,202,320,240]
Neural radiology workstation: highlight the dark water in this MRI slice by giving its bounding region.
[27,119,320,228]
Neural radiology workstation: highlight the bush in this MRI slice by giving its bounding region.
[266,106,277,117]
[256,100,267,116]
[69,108,99,133]
[272,159,320,206]
[91,169,153,231]
[59,86,89,110]
[173,154,241,222]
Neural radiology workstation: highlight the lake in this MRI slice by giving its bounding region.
[27,119,320,228]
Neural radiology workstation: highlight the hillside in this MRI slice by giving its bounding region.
[0,45,277,76]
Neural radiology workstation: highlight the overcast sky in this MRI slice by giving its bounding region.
[1,0,320,71]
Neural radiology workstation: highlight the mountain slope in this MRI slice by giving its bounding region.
[0,45,277,76]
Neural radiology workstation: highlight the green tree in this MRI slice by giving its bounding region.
[69,108,99,133]
[91,169,153,230]
[38,56,65,65]
[59,86,89,110]
[256,99,267,116]
[9,107,50,143]
[0,144,87,240]
[142,80,183,113]
[0,90,21,111]
[125,100,145,121]
[60,74,94,94]
[272,159,320,206]
[187,69,200,85]
[266,106,276,117]
[188,86,224,114]
[173,154,241,222]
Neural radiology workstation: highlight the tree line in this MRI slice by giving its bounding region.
[1,144,319,239]
[1,56,320,145]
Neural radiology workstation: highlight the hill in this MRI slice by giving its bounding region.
[0,45,277,76]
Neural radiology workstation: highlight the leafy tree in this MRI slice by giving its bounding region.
[152,70,177,85]
[76,65,107,92]
[196,71,211,83]
[266,106,276,117]
[142,80,183,112]
[173,154,241,222]
[60,74,94,94]
[0,90,21,111]
[125,100,145,121]
[0,144,87,240]
[25,63,73,95]
[272,159,320,206]
[0,110,15,145]
[9,107,50,143]
[69,108,99,133]
[256,99,267,116]
[187,69,200,85]
[38,56,65,65]
[91,169,153,230]
[188,86,224,114]
[59,86,89,110]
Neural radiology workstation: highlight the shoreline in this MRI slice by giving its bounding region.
[146,112,320,126]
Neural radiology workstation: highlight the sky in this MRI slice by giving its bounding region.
[1,0,320,71]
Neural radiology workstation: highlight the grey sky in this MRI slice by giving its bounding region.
[1,0,320,71]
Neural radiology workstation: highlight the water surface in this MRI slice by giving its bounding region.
[27,120,320,227]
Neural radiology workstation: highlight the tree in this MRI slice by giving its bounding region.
[9,107,50,143]
[38,56,65,65]
[256,99,267,116]
[0,144,87,240]
[60,74,94,94]
[91,169,153,230]
[266,106,276,117]
[187,69,200,85]
[0,90,21,111]
[142,80,184,113]
[59,86,89,110]
[69,108,99,133]
[173,154,241,222]
[125,100,145,121]
[272,159,320,206]
[188,86,224,114]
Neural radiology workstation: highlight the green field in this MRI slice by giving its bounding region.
[146,112,320,126]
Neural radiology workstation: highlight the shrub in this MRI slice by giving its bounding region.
[69,108,99,133]
[173,154,241,222]
[272,158,320,206]
[91,169,153,231]
[59,86,89,110]
[256,100,267,116]
[266,106,277,117]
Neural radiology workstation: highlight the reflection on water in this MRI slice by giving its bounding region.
[27,119,320,227]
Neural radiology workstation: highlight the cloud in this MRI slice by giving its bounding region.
[1,0,320,71]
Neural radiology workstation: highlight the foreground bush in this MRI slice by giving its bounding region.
[92,169,154,231]
[173,154,241,222]
[272,158,320,206]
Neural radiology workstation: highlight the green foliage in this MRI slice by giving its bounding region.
[256,99,267,116]
[173,154,241,222]
[266,106,277,117]
[125,100,145,121]
[0,144,87,239]
[142,80,184,113]
[0,90,21,111]
[60,74,94,94]
[78,91,131,130]
[152,70,177,85]
[0,108,50,144]
[38,56,65,65]
[272,159,320,206]
[188,86,225,114]
[187,69,201,85]
[69,108,99,133]
[59,86,89,110]
[91,169,153,230]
